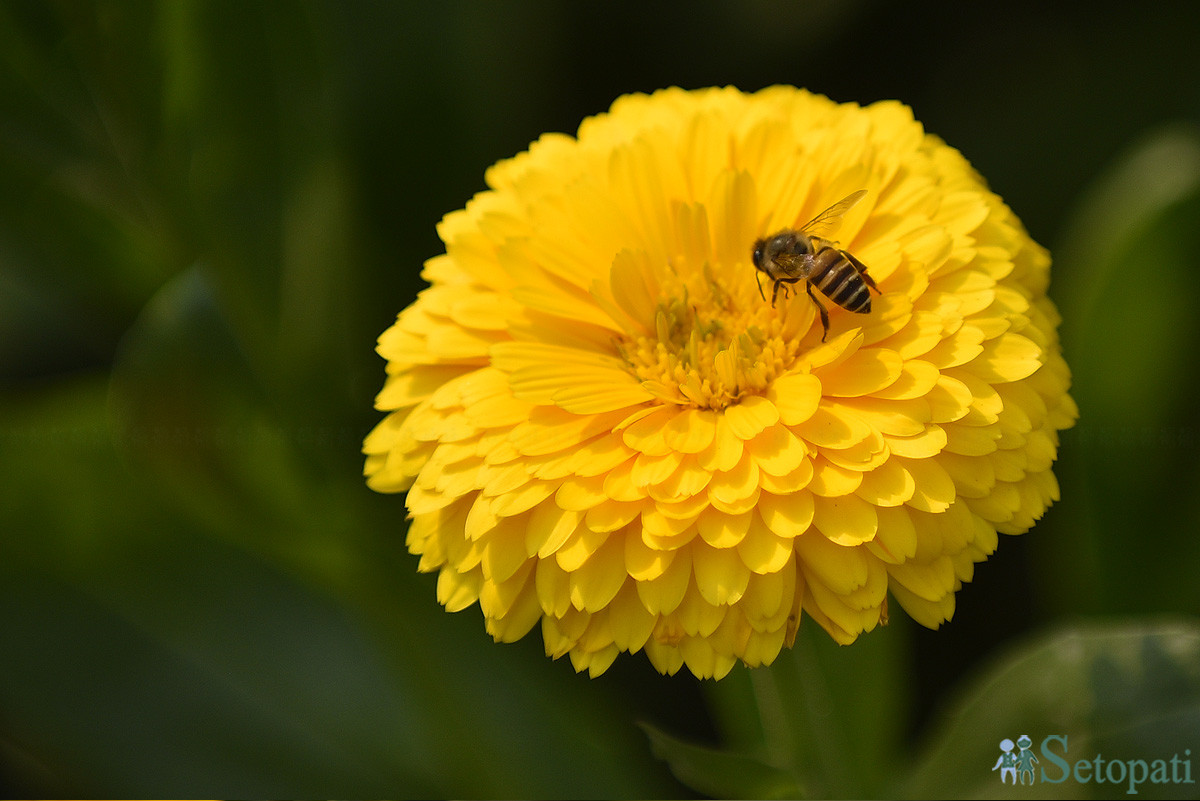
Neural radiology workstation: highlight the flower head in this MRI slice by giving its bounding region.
[364,86,1077,679]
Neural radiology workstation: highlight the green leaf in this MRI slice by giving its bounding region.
[640,721,802,800]
[897,619,1200,799]
[1,362,684,798]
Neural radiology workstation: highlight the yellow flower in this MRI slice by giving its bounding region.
[363,86,1077,679]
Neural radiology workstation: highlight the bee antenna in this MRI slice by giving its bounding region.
[755,270,766,301]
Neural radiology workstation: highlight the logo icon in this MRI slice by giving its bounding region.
[993,733,1194,793]
[994,735,1039,786]
[993,738,1018,784]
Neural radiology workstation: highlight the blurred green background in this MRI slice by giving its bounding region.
[2,1,1198,798]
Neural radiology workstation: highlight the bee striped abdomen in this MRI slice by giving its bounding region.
[812,248,872,313]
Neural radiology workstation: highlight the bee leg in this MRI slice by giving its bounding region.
[862,269,880,294]
[805,281,830,341]
[844,251,880,294]
[771,277,799,307]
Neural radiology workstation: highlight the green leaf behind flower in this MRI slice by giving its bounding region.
[640,721,803,799]
[897,619,1200,800]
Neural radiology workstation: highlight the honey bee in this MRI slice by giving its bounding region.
[751,189,879,341]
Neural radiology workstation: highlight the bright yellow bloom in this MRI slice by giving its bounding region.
[363,86,1077,679]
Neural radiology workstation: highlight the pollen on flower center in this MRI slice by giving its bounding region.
[617,276,798,410]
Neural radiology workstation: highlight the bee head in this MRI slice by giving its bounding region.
[751,239,766,271]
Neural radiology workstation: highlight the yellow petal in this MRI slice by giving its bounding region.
[887,556,957,603]
[942,422,1001,456]
[809,457,864,497]
[768,372,822,425]
[939,451,997,498]
[656,492,711,520]
[815,348,903,397]
[889,580,955,629]
[812,493,878,546]
[483,568,542,643]
[509,406,628,456]
[527,503,583,558]
[662,407,718,453]
[648,457,712,503]
[619,405,677,456]
[696,412,743,472]
[738,515,796,574]
[884,424,947,459]
[923,324,985,369]
[883,311,945,359]
[757,456,814,496]
[555,474,608,511]
[531,431,631,480]
[898,456,956,513]
[675,584,728,637]
[708,167,759,267]
[642,523,697,553]
[536,556,572,617]
[795,531,870,596]
[965,332,1043,383]
[839,397,930,437]
[569,534,627,612]
[696,509,752,548]
[757,490,815,537]
[497,340,650,411]
[625,530,675,581]
[821,427,889,472]
[926,374,974,423]
[602,250,659,337]
[739,557,797,626]
[635,547,692,615]
[794,402,874,450]
[586,455,644,507]
[855,459,916,507]
[724,395,780,440]
[805,579,883,641]
[437,566,482,613]
[967,481,1022,523]
[866,505,918,563]
[750,423,811,477]
[481,512,533,582]
[375,364,473,410]
[630,450,684,488]
[607,582,657,652]
[552,383,655,414]
[510,283,622,332]
[479,559,535,619]
[585,499,642,532]
[872,358,941,400]
[555,525,610,572]
[642,504,694,542]
[693,543,751,605]
[708,451,761,510]
[490,479,556,517]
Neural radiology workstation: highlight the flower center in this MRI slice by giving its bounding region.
[617,264,800,409]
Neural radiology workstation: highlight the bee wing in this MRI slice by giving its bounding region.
[797,189,868,239]
[768,251,808,278]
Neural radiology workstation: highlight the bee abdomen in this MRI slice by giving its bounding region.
[813,249,871,313]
